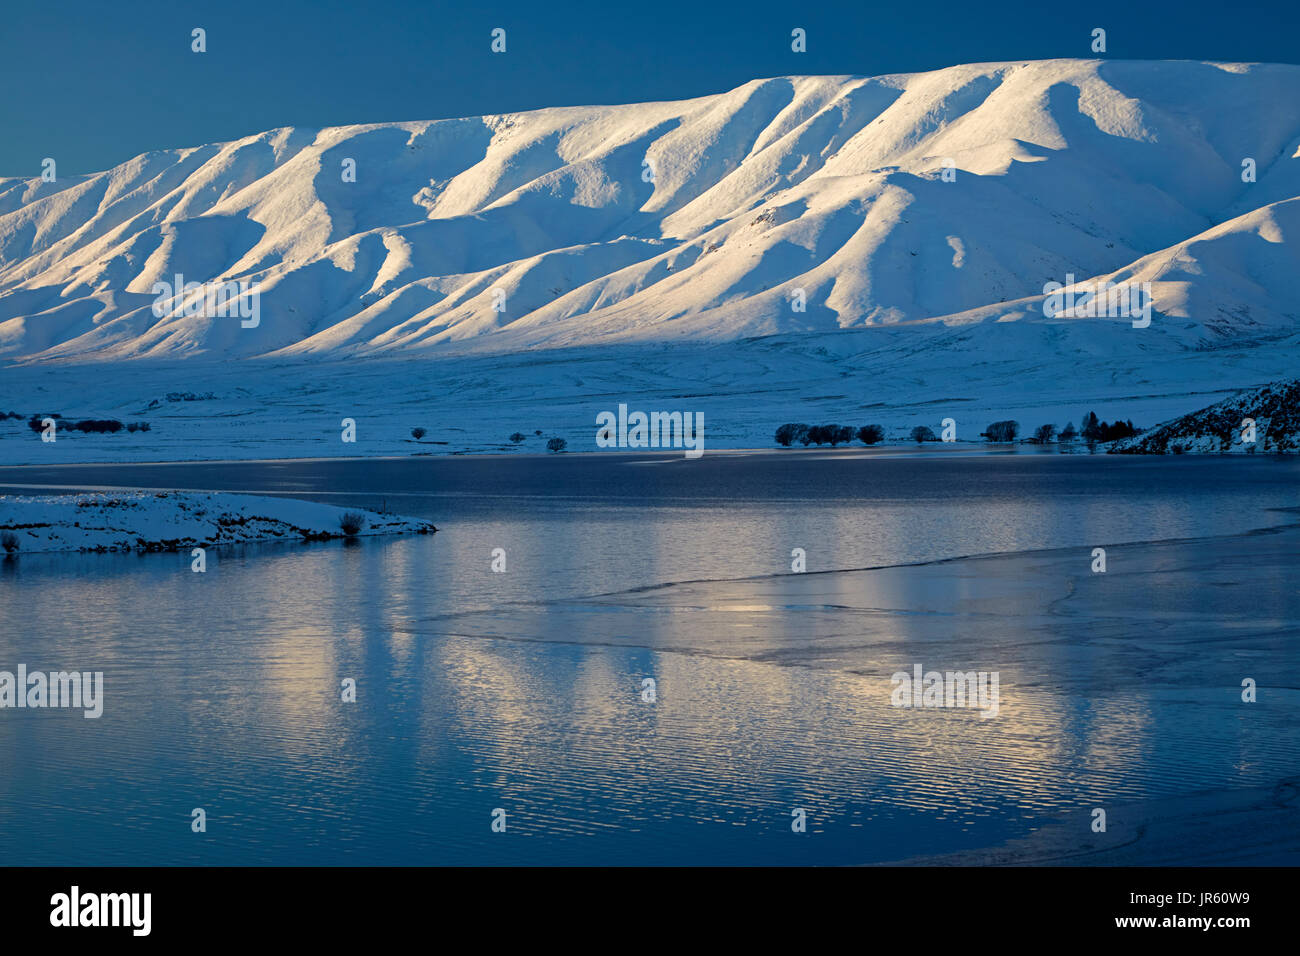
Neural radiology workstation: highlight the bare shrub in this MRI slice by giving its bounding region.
[857,424,885,445]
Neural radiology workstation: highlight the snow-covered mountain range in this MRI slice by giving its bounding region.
[2,58,1298,362]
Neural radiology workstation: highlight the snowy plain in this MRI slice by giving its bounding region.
[1,315,1295,465]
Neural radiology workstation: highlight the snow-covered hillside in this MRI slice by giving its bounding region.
[2,59,1298,360]
[1112,378,1300,453]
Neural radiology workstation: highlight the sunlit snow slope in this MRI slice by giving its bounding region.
[1,58,1297,361]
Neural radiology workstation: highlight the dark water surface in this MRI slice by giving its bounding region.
[0,451,1297,864]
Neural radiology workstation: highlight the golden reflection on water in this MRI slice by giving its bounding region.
[3,459,1297,862]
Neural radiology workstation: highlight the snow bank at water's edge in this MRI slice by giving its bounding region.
[0,492,435,554]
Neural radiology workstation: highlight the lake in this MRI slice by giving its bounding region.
[1,450,1298,864]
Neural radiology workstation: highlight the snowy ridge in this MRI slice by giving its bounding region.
[1112,378,1300,453]
[2,58,1299,361]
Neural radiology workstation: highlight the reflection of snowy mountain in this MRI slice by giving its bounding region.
[2,59,1298,361]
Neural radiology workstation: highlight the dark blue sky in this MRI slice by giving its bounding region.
[3,0,1296,176]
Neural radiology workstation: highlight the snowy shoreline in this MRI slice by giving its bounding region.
[0,491,435,554]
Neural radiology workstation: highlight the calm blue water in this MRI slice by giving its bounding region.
[0,450,1297,864]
